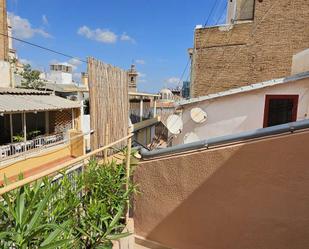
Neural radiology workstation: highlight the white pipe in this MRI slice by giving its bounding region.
[153,99,157,118]
[141,119,309,158]
[140,98,144,122]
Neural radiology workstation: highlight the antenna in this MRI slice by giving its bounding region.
[166,114,183,135]
[190,107,207,124]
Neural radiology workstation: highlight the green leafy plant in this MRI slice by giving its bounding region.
[0,155,138,249]
[12,131,42,143]
[27,130,41,140]
[71,160,137,248]
[0,176,72,249]
[19,64,46,90]
[12,134,24,143]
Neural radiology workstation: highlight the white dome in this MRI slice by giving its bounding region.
[160,88,172,95]
[160,88,173,100]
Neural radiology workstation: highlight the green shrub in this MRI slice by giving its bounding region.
[0,177,71,248]
[0,158,137,249]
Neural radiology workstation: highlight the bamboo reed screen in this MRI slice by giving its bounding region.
[88,57,129,150]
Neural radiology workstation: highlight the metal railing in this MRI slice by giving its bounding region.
[130,110,154,124]
[0,133,65,160]
[0,130,133,195]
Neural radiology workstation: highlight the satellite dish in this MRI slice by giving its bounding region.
[190,107,207,124]
[166,114,183,135]
[184,132,200,144]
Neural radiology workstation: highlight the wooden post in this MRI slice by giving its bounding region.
[45,111,49,135]
[104,124,109,163]
[125,127,133,222]
[23,112,27,142]
[153,98,157,118]
[72,109,75,130]
[140,98,144,122]
[9,113,13,143]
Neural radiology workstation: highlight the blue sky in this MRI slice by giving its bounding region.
[7,0,227,93]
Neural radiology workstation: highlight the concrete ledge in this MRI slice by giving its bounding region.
[135,235,173,249]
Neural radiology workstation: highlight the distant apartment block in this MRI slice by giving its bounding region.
[190,0,309,97]
[182,81,190,98]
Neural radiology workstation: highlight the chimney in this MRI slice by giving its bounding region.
[291,49,309,75]
[81,72,89,88]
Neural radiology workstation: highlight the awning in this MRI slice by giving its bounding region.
[0,94,81,113]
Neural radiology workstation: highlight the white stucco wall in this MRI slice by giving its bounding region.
[0,61,10,88]
[173,77,309,145]
[47,71,73,84]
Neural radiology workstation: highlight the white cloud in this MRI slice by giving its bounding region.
[165,77,181,85]
[135,59,145,65]
[120,32,136,44]
[8,12,52,39]
[77,26,136,45]
[137,72,147,83]
[19,58,32,65]
[68,58,82,70]
[78,26,117,44]
[138,72,146,78]
[42,15,49,25]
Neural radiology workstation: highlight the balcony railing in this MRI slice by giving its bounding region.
[0,133,65,160]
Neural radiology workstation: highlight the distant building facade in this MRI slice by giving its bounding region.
[182,81,190,98]
[47,64,73,85]
[191,0,309,97]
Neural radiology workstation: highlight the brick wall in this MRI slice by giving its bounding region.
[191,0,309,97]
[0,0,8,61]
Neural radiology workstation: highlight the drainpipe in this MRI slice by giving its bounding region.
[141,119,309,159]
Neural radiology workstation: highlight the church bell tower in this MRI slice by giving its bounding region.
[128,64,138,92]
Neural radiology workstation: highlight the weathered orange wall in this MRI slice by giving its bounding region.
[134,131,309,249]
[0,145,71,181]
